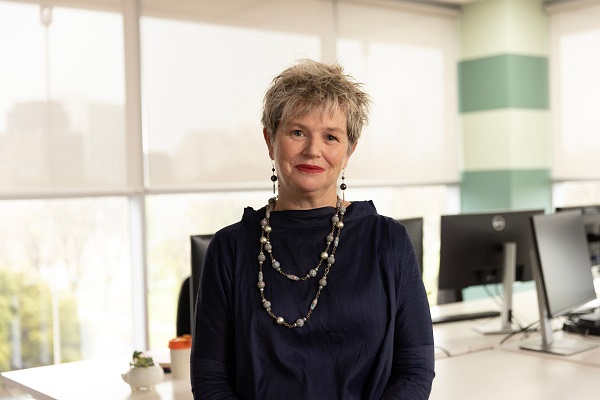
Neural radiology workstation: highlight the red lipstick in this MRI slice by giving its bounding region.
[296,164,325,173]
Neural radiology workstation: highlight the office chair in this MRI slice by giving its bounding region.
[176,277,192,336]
[176,234,213,337]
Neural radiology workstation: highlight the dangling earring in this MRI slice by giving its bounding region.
[270,162,278,196]
[340,170,347,202]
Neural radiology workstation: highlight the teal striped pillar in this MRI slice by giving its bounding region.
[459,0,552,213]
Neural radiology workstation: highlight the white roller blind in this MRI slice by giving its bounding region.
[548,0,600,180]
[1,0,459,194]
[141,0,334,189]
[0,1,127,196]
[141,0,459,189]
[337,1,459,185]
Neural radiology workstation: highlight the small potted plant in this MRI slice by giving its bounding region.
[121,350,164,391]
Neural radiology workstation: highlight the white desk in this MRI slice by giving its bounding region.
[432,285,600,359]
[431,347,600,399]
[3,287,598,399]
[1,358,192,400]
[431,284,600,399]
[431,297,503,358]
[500,329,600,368]
[431,288,542,358]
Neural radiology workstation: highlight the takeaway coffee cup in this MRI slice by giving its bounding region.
[168,335,192,379]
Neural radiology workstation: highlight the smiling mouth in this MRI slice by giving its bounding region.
[296,164,325,173]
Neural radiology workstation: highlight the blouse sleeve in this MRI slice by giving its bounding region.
[381,222,436,399]
[190,233,241,400]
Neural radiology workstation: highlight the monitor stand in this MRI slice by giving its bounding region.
[520,249,598,355]
[473,242,520,335]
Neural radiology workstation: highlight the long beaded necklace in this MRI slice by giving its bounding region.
[257,196,346,328]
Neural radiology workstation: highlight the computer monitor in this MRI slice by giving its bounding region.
[520,211,598,355]
[439,209,544,302]
[438,209,544,333]
[398,217,424,276]
[556,205,600,266]
[189,234,213,333]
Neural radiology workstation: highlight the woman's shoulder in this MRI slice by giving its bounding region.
[347,201,411,243]
[348,200,403,225]
[346,200,377,219]
[211,205,265,243]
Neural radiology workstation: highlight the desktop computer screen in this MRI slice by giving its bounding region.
[520,210,598,355]
[556,205,600,266]
[531,211,596,317]
[438,209,544,303]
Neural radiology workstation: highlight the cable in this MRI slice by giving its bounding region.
[434,345,452,357]
[482,283,528,330]
[499,320,540,345]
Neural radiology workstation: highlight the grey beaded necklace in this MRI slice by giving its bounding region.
[257,196,346,328]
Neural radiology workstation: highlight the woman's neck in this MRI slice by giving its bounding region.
[273,193,336,211]
[273,192,350,211]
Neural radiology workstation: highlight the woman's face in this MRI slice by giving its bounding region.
[263,107,356,207]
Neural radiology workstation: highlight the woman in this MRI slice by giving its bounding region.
[191,59,435,399]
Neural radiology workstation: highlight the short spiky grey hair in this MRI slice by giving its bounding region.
[261,59,371,153]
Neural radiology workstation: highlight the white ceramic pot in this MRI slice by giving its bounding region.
[121,364,165,391]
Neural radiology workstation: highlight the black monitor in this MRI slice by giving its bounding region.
[520,211,598,355]
[189,234,213,334]
[437,209,544,333]
[398,217,424,276]
[556,205,600,266]
[438,209,544,303]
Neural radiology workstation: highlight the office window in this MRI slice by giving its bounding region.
[146,191,266,348]
[0,1,127,194]
[548,1,600,180]
[0,0,132,374]
[0,197,133,371]
[553,181,600,207]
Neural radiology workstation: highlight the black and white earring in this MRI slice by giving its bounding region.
[340,170,347,202]
[270,162,278,196]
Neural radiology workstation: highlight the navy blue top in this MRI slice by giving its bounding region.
[191,201,435,399]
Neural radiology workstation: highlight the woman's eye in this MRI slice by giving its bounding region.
[292,130,302,136]
[326,134,337,141]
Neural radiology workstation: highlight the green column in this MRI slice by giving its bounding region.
[459,0,552,213]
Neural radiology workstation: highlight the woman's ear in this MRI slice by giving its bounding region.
[343,142,358,168]
[349,142,357,157]
[263,128,274,159]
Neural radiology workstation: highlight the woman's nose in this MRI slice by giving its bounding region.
[303,136,321,157]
